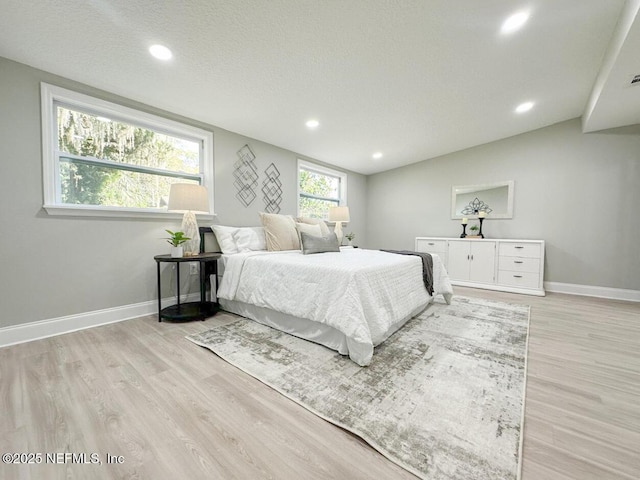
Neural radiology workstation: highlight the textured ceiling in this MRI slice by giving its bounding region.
[0,0,637,174]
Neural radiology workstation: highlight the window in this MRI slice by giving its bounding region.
[41,83,214,217]
[297,160,347,219]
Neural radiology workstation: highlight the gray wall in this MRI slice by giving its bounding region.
[365,119,640,290]
[0,57,367,329]
[3,55,637,332]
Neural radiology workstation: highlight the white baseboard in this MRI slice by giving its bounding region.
[451,280,545,297]
[0,293,201,349]
[544,281,640,303]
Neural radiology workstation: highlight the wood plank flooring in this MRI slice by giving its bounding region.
[1,287,639,479]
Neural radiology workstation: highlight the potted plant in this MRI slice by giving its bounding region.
[468,225,480,238]
[165,230,190,258]
[345,232,356,246]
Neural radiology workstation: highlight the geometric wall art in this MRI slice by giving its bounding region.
[262,163,283,214]
[233,145,259,207]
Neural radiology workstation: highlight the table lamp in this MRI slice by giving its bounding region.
[328,206,350,245]
[168,183,210,255]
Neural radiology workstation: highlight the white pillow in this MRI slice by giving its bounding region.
[211,225,239,254]
[233,227,267,252]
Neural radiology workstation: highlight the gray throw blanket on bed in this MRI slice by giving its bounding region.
[381,250,434,296]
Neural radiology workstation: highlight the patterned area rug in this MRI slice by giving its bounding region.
[187,296,530,480]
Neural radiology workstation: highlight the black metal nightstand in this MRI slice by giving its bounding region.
[154,252,220,322]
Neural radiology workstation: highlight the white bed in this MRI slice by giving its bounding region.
[216,247,453,366]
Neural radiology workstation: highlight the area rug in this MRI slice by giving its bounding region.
[187,296,530,480]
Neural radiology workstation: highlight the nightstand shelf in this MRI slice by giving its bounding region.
[159,301,217,321]
[154,252,220,322]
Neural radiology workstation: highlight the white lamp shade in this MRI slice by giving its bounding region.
[168,184,209,213]
[328,206,350,222]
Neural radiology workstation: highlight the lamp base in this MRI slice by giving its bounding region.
[181,211,200,255]
[334,221,344,245]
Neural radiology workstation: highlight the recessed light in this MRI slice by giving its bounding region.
[501,11,530,35]
[372,152,383,159]
[515,101,534,114]
[149,44,172,61]
[305,119,319,129]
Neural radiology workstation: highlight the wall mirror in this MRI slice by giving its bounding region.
[451,180,514,219]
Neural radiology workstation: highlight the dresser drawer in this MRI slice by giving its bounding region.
[498,256,540,273]
[497,270,540,289]
[416,238,447,254]
[499,242,541,258]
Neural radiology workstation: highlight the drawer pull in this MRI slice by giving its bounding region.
[514,261,523,264]
[514,246,524,249]
[513,275,523,278]
[428,242,435,245]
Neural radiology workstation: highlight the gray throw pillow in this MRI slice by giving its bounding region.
[300,232,340,255]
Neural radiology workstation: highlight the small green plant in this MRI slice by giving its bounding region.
[469,225,479,233]
[345,232,356,242]
[165,230,190,247]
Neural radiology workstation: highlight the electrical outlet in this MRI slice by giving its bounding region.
[189,263,198,275]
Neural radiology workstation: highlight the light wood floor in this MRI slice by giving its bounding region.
[1,287,639,479]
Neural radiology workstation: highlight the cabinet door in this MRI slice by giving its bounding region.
[447,240,470,281]
[469,241,496,284]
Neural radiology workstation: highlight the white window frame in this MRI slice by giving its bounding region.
[297,159,347,218]
[41,83,214,219]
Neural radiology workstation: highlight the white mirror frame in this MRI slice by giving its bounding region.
[451,180,514,219]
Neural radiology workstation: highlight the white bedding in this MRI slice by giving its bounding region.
[217,248,453,366]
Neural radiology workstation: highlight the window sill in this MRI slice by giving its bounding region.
[43,204,216,221]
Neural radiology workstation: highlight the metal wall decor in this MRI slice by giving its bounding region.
[461,197,493,216]
[233,145,259,207]
[262,163,283,213]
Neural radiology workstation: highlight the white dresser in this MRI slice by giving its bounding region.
[416,237,545,296]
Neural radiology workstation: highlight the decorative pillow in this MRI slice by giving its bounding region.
[296,216,331,236]
[211,225,240,254]
[300,232,340,255]
[295,222,322,244]
[233,227,267,252]
[259,212,300,251]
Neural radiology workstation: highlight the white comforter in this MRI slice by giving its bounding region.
[218,248,453,366]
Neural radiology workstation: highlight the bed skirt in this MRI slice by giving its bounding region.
[219,297,431,365]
